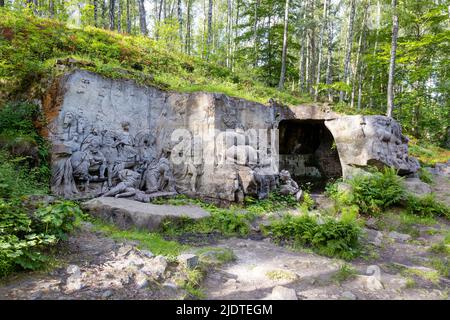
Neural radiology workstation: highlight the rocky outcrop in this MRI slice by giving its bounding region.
[41,69,419,203]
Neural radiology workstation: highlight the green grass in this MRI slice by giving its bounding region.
[195,247,235,266]
[0,8,308,107]
[401,267,441,285]
[331,264,358,284]
[266,269,297,281]
[91,219,188,259]
[408,139,450,166]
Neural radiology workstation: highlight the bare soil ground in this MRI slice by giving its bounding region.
[0,175,448,300]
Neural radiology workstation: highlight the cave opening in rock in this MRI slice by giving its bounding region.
[278,119,343,191]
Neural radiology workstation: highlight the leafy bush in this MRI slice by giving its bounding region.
[331,168,404,216]
[0,200,82,277]
[268,213,361,260]
[0,102,50,185]
[405,194,449,220]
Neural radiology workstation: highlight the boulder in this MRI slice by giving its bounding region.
[403,178,432,196]
[177,254,199,269]
[82,197,210,231]
[388,231,412,242]
[269,286,298,300]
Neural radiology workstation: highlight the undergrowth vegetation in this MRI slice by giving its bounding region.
[267,210,362,260]
[0,9,308,106]
[327,167,449,220]
[0,100,82,278]
[0,200,82,277]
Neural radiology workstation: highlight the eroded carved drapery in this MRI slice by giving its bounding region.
[51,111,178,201]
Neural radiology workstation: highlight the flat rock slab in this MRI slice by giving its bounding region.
[82,197,210,231]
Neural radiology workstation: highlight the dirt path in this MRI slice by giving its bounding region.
[202,234,449,300]
[1,174,448,300]
[0,223,185,300]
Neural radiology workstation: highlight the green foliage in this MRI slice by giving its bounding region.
[196,247,236,266]
[332,168,405,216]
[405,194,449,220]
[92,219,188,259]
[0,200,82,277]
[162,204,256,238]
[0,9,307,107]
[244,191,300,215]
[418,167,434,184]
[0,101,50,185]
[268,213,361,260]
[408,140,450,166]
[331,264,358,283]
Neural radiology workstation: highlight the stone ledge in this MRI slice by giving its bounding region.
[81,197,210,231]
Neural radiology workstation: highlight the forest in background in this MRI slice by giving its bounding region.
[0,0,449,146]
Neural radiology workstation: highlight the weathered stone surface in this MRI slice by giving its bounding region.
[134,272,149,289]
[403,178,432,196]
[44,70,419,204]
[350,275,384,291]
[341,291,357,300]
[388,231,412,242]
[269,286,298,300]
[81,197,210,231]
[177,254,199,269]
[325,115,420,178]
[141,255,168,279]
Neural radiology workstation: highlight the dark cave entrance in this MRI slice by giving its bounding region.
[278,119,343,192]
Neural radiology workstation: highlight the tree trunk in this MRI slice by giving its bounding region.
[49,0,55,18]
[232,0,240,70]
[0,0,4,7]
[369,0,381,109]
[117,0,121,32]
[102,0,107,28]
[278,0,290,90]
[226,0,232,68]
[206,0,213,59]
[351,2,368,109]
[138,0,148,35]
[109,0,116,30]
[93,0,98,26]
[177,0,183,48]
[186,0,192,54]
[307,0,315,95]
[387,0,398,118]
[339,0,356,102]
[253,0,260,67]
[326,6,334,102]
[314,0,329,101]
[298,3,307,93]
[126,0,131,33]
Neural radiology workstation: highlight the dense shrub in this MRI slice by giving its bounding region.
[0,102,50,184]
[347,168,404,215]
[0,200,82,276]
[268,212,361,260]
[329,168,404,216]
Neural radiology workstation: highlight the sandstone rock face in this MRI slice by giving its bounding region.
[325,115,420,178]
[43,69,419,204]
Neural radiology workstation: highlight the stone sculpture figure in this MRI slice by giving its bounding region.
[115,121,138,162]
[62,111,76,142]
[103,169,141,198]
[278,170,303,201]
[140,157,176,194]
